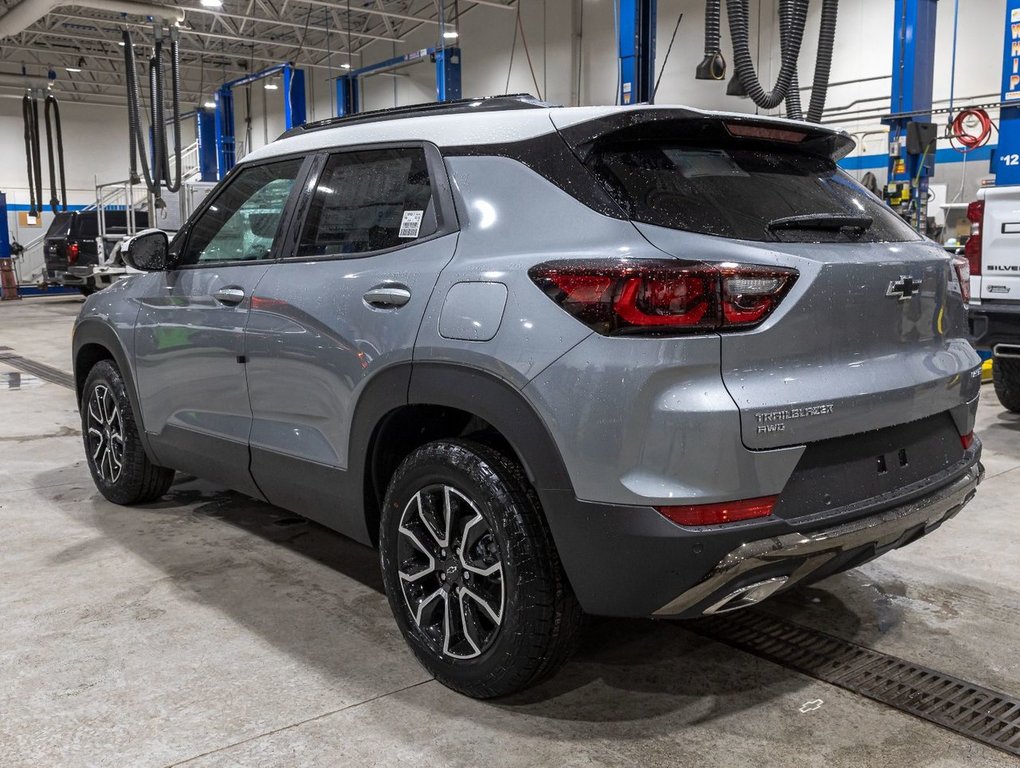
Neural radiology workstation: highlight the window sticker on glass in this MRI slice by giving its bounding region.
[399,210,425,239]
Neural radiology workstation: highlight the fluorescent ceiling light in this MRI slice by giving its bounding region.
[443,30,459,39]
[200,0,223,7]
[340,62,352,70]
[66,67,82,73]
[264,81,278,90]
[203,100,216,108]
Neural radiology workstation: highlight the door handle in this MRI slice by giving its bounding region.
[213,287,246,306]
[364,285,411,308]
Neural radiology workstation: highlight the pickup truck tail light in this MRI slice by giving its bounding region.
[964,200,983,276]
[66,242,80,265]
[528,259,797,336]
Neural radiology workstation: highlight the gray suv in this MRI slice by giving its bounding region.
[72,96,983,698]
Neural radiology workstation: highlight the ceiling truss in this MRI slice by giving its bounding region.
[0,0,516,107]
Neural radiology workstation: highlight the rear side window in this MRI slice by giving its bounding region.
[296,147,437,258]
[590,143,919,243]
[75,214,100,239]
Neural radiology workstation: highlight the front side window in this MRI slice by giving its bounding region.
[178,158,302,266]
[296,147,436,258]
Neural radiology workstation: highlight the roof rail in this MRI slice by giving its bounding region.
[279,94,554,139]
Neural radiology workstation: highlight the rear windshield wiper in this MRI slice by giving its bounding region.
[767,213,873,232]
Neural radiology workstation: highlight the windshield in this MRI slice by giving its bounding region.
[589,142,919,243]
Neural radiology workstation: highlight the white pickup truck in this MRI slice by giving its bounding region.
[966,186,1020,412]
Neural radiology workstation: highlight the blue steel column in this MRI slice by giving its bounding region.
[885,0,937,225]
[214,85,235,178]
[282,65,307,129]
[336,75,359,116]
[618,0,656,105]
[434,46,462,102]
[196,108,218,182]
[996,0,1020,185]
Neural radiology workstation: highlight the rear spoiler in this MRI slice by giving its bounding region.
[555,108,855,163]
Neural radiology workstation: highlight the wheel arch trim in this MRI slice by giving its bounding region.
[73,319,157,462]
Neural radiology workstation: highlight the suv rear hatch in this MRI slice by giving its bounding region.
[553,109,980,449]
[43,212,74,276]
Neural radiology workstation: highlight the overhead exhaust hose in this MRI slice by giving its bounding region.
[150,45,163,200]
[779,0,803,120]
[21,94,39,218]
[123,30,157,199]
[43,94,67,213]
[164,27,182,194]
[725,0,808,111]
[806,0,838,123]
[696,0,726,80]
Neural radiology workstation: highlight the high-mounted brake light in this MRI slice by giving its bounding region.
[528,259,797,336]
[724,122,808,143]
[66,242,80,265]
[965,200,984,277]
[656,496,778,526]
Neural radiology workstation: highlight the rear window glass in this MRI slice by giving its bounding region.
[590,143,919,243]
[45,213,73,239]
[73,214,100,239]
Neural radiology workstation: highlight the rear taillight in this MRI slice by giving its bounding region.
[952,256,971,303]
[528,259,797,336]
[964,200,983,277]
[656,495,778,526]
[961,431,974,450]
[66,242,80,265]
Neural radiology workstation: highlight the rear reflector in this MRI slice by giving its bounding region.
[656,495,778,526]
[961,432,974,450]
[529,259,797,336]
[952,256,971,303]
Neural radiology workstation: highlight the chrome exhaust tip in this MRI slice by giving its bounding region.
[994,343,1020,360]
[703,576,789,615]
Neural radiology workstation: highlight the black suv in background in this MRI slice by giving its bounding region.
[44,210,148,295]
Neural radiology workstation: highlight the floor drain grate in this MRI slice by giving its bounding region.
[693,610,1020,757]
[0,352,74,390]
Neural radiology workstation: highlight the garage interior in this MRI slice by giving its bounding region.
[2,1,1020,766]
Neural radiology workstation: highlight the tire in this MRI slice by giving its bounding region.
[380,439,583,699]
[993,358,1020,413]
[81,360,174,504]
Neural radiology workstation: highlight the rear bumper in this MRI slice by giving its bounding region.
[652,460,983,616]
[543,443,982,618]
[968,302,1020,352]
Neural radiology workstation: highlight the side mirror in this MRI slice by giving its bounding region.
[123,229,169,271]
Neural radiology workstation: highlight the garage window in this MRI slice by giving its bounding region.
[296,147,437,258]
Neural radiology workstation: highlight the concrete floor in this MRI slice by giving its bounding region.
[2,295,1019,768]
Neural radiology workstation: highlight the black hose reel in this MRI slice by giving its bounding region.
[123,25,183,208]
[698,0,839,123]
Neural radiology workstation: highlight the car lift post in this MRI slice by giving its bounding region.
[196,108,218,182]
[883,0,937,230]
[335,46,462,117]
[617,0,656,105]
[214,63,307,177]
[0,192,19,301]
[996,0,1020,185]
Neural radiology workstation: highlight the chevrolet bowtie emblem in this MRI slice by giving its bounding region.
[886,275,922,301]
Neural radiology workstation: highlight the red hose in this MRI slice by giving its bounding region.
[950,108,993,152]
